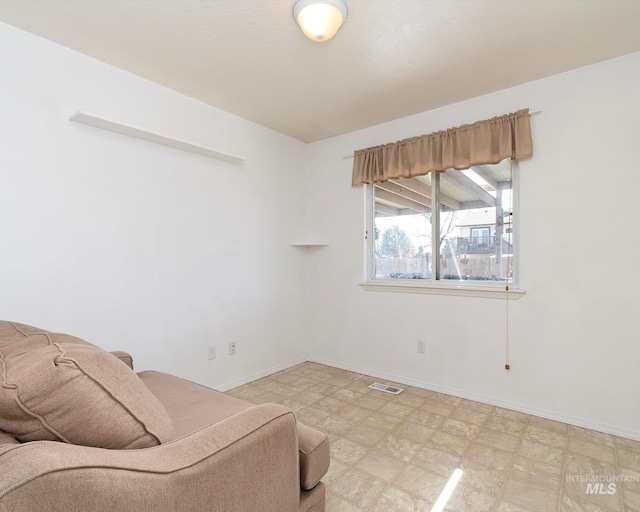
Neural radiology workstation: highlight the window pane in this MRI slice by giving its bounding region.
[373,177,433,279]
[369,159,515,285]
[439,165,513,283]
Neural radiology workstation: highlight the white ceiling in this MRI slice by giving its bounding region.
[1,0,640,143]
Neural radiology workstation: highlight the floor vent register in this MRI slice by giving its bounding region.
[368,382,404,395]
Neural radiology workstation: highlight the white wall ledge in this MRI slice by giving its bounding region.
[359,280,525,299]
[289,241,329,247]
[69,110,246,163]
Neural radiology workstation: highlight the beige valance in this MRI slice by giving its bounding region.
[352,109,532,186]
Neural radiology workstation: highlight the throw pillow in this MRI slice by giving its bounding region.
[0,322,173,449]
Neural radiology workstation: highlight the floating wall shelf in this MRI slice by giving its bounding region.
[69,110,246,164]
[289,241,329,247]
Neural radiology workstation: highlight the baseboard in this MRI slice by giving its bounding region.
[308,356,640,442]
[216,356,308,392]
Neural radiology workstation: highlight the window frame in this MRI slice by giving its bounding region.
[361,163,525,300]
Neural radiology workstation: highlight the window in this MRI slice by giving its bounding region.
[367,159,516,287]
[353,108,530,296]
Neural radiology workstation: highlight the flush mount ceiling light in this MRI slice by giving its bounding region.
[293,0,348,42]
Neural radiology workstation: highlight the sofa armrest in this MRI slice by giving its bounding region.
[0,404,300,512]
[110,350,134,369]
[297,422,330,490]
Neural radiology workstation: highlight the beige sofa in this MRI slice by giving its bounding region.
[0,321,329,512]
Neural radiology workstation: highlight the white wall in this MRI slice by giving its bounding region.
[0,22,309,390]
[3,19,640,440]
[304,51,640,440]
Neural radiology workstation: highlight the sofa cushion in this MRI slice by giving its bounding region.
[0,321,173,449]
[138,370,252,440]
[139,370,330,489]
[0,321,44,338]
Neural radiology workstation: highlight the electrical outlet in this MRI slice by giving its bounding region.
[417,340,426,354]
[207,345,216,360]
[229,342,237,356]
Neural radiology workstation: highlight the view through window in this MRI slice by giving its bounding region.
[370,159,515,285]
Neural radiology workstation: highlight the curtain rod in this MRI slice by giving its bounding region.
[341,109,541,159]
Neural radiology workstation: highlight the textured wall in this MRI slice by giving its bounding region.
[304,51,640,439]
[0,21,309,390]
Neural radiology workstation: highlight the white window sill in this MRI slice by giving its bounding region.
[358,280,525,300]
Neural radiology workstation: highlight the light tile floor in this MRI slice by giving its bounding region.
[226,362,640,512]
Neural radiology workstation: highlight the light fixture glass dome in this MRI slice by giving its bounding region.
[293,0,348,42]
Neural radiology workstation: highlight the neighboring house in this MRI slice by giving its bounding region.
[443,208,514,281]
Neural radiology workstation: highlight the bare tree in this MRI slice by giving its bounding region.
[419,211,458,251]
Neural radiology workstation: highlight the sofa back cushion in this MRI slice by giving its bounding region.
[0,321,173,449]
